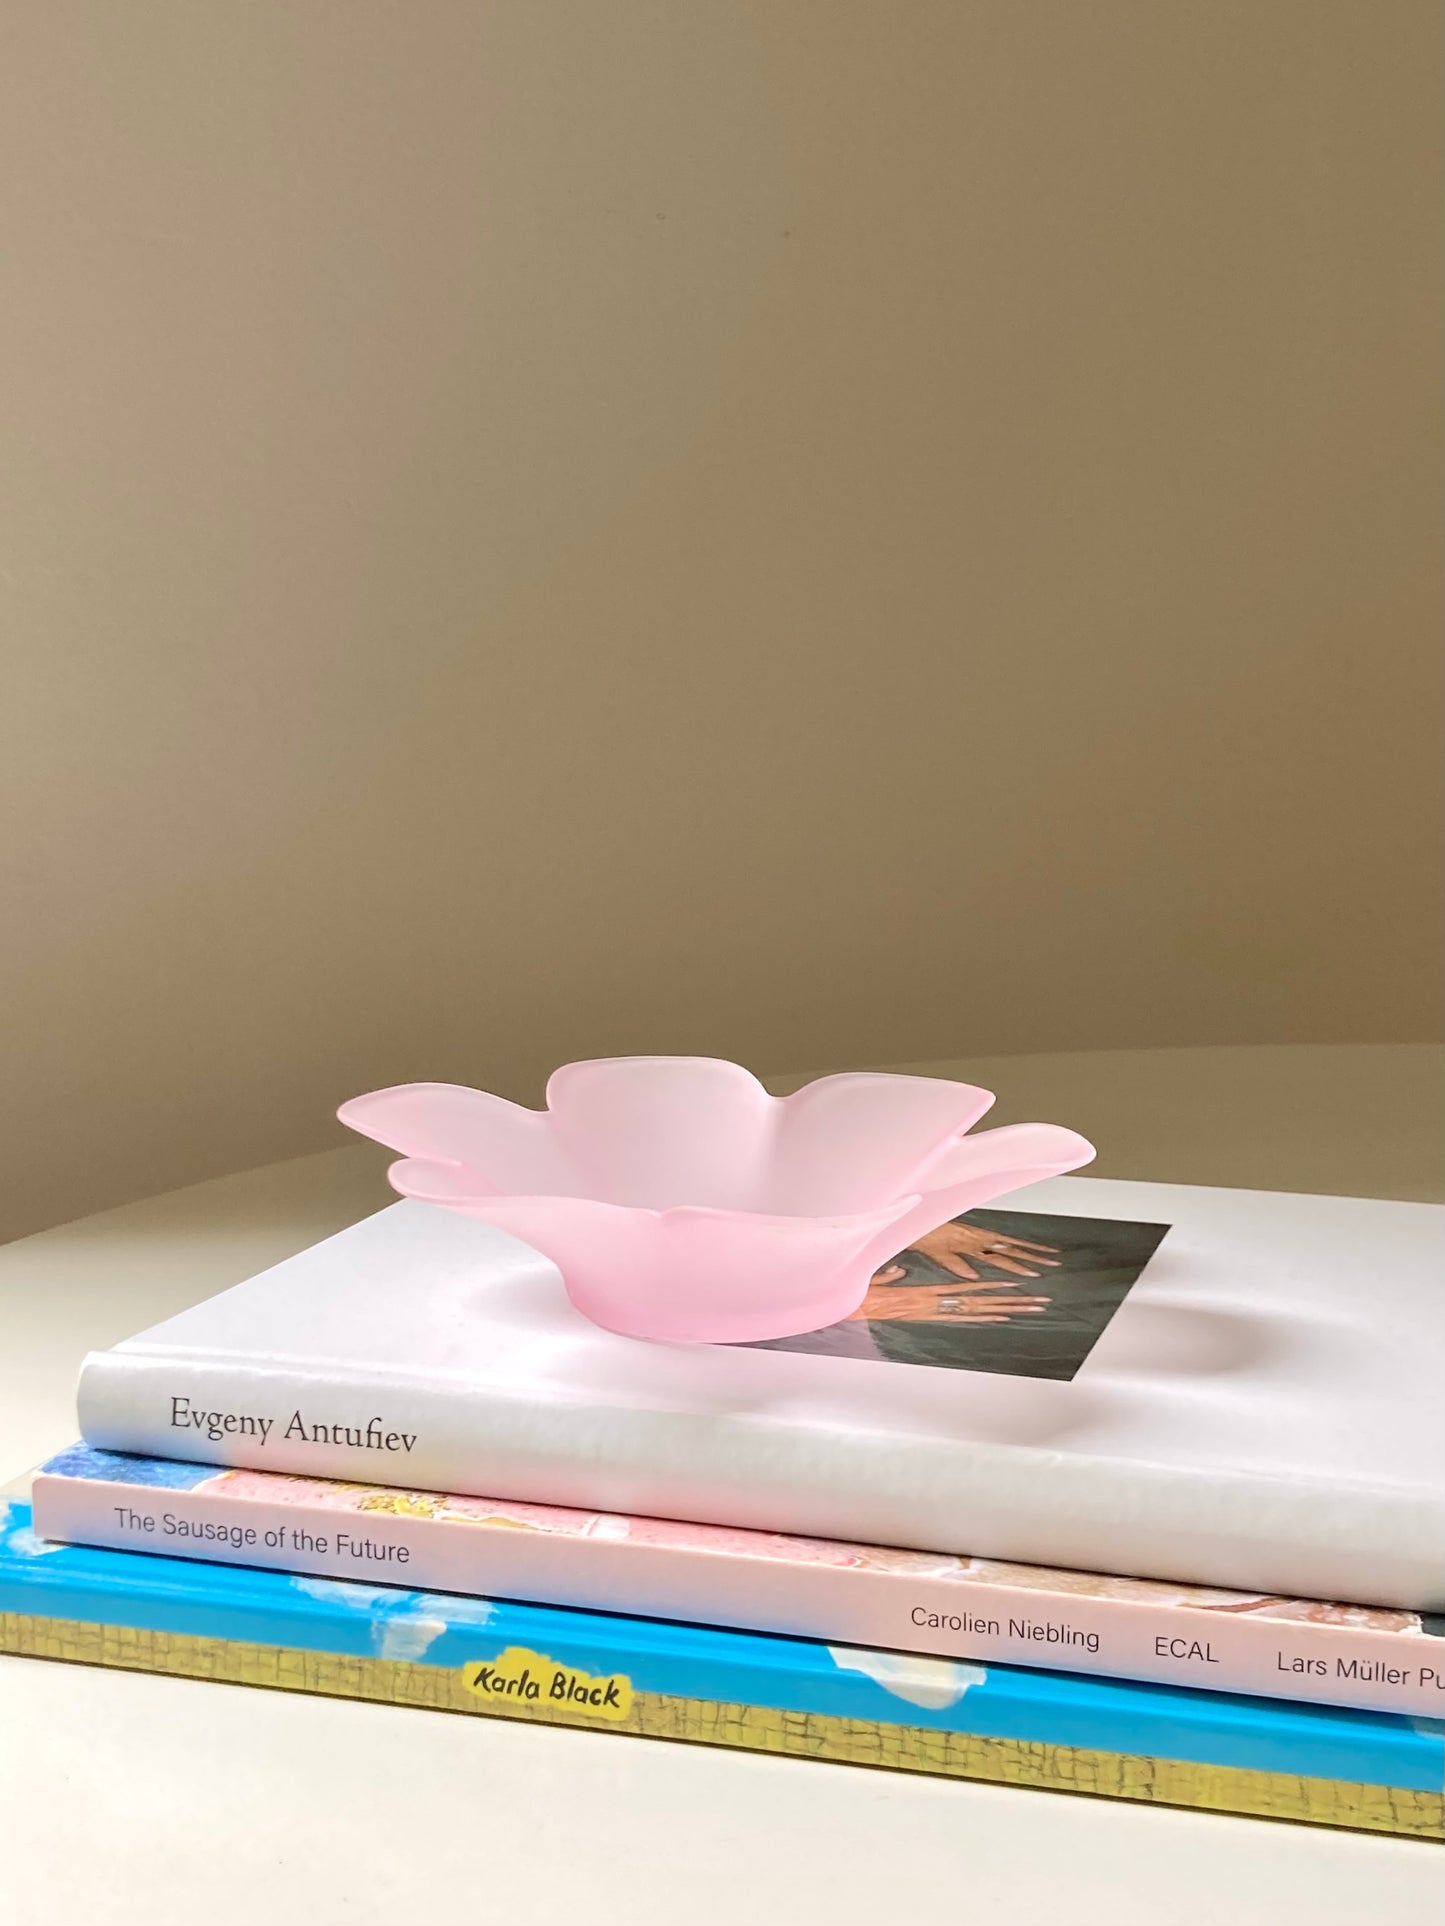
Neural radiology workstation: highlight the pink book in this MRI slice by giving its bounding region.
[32,1444,1444,1718]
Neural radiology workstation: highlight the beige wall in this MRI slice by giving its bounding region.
[2,2,1440,1242]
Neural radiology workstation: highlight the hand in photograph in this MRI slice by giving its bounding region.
[902,1221,1062,1281]
[847,1275,1052,1325]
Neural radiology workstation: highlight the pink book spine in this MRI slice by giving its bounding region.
[32,1468,1443,1718]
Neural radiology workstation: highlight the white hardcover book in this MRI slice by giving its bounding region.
[76,1178,1445,1608]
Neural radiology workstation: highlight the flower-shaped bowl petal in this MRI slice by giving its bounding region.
[338,1057,1095,1342]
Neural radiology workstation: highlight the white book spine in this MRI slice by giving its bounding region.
[75,1348,1440,1609]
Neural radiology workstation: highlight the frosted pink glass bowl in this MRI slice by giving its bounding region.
[338,1057,1095,1343]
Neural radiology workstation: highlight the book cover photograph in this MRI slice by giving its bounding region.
[747,1204,1169,1379]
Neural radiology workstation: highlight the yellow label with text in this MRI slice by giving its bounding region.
[462,1647,632,1721]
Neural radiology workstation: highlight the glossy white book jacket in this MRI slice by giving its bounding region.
[76,1178,1445,1608]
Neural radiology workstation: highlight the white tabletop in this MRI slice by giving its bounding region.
[2,1097,1441,1923]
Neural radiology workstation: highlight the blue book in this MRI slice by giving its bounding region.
[1,1495,1439,1838]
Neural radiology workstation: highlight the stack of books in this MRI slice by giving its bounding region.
[3,1175,1441,1837]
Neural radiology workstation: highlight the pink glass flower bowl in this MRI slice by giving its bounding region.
[338,1057,1095,1344]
